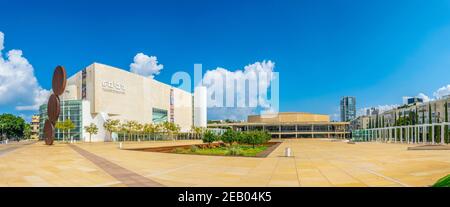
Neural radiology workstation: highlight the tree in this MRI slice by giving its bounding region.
[240,131,271,148]
[428,104,432,142]
[84,123,98,142]
[394,111,398,140]
[0,114,26,141]
[422,109,425,124]
[55,121,66,141]
[221,129,236,146]
[65,119,76,143]
[143,123,158,140]
[55,119,75,142]
[23,124,31,140]
[190,126,204,139]
[415,107,419,125]
[375,114,379,128]
[444,101,449,144]
[134,123,143,141]
[121,121,138,141]
[104,119,120,142]
[162,122,180,140]
[202,130,217,146]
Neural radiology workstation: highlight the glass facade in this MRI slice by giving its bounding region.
[39,100,83,141]
[152,108,168,124]
[219,123,349,139]
[340,96,356,122]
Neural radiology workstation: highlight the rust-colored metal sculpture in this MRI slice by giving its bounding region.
[52,66,67,96]
[47,94,60,124]
[44,66,67,145]
[44,120,54,145]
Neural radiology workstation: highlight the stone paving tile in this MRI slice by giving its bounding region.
[1,139,449,186]
[69,144,163,187]
[0,142,120,187]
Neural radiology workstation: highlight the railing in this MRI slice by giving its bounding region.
[352,122,450,144]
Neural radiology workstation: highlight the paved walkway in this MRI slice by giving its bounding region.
[0,141,37,157]
[1,139,449,186]
[69,145,163,187]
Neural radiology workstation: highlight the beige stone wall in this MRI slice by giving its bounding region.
[248,112,330,123]
[173,88,193,131]
[67,63,194,132]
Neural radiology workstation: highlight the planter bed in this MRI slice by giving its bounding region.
[127,141,282,157]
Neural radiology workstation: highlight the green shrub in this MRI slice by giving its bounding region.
[239,131,271,148]
[221,129,236,146]
[202,130,217,145]
[190,145,199,152]
[433,174,450,187]
[226,146,242,156]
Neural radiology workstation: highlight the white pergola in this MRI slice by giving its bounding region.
[362,122,450,145]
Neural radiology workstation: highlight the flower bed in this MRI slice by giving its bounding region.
[128,142,281,157]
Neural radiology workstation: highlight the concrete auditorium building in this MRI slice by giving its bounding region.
[208,112,350,139]
[39,63,207,142]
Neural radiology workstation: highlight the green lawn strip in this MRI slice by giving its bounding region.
[173,145,268,157]
[433,174,450,187]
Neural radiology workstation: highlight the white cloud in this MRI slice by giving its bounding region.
[207,107,257,121]
[202,60,276,120]
[130,53,163,78]
[0,31,50,111]
[433,84,450,99]
[417,93,431,102]
[0,32,4,51]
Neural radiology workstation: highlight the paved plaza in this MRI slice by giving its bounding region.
[0,139,449,187]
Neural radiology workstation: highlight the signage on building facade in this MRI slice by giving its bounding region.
[102,80,126,94]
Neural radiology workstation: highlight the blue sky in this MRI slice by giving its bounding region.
[1,0,450,121]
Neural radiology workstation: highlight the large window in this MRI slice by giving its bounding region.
[39,100,83,141]
[152,108,168,124]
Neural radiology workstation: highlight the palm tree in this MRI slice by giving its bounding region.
[161,122,180,140]
[142,123,153,141]
[191,126,203,139]
[84,123,98,142]
[133,123,143,141]
[194,126,205,139]
[121,121,137,141]
[104,119,120,142]
[154,123,162,140]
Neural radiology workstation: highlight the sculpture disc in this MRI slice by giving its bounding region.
[52,65,67,96]
[44,119,54,145]
[47,94,60,124]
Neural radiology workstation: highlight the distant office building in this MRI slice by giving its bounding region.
[340,96,356,122]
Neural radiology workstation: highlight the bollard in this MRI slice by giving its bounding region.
[119,142,123,149]
[285,147,291,157]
